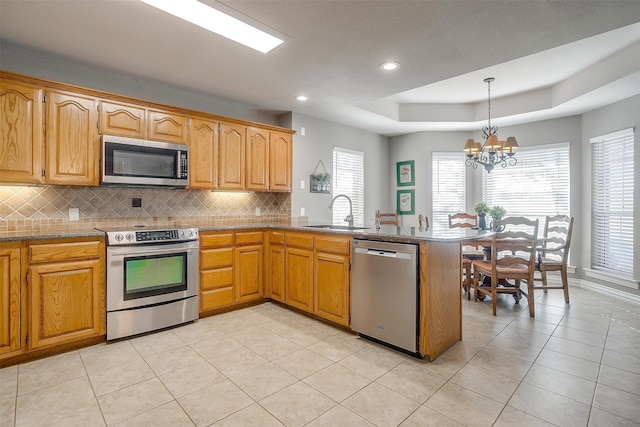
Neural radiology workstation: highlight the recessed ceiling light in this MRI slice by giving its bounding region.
[295,95,308,101]
[139,0,288,54]
[379,61,400,71]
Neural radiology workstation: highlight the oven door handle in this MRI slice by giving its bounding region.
[108,246,197,257]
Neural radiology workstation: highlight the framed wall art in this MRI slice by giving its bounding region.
[397,189,415,215]
[396,160,414,186]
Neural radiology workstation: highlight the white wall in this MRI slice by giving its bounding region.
[388,131,472,226]
[287,112,390,226]
[0,41,276,125]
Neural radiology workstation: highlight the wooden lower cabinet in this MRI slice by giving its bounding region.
[314,236,351,326]
[284,235,314,313]
[0,243,25,357]
[235,231,264,303]
[266,231,285,302]
[200,232,235,312]
[27,237,105,350]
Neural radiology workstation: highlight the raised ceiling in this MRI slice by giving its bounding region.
[1,0,639,136]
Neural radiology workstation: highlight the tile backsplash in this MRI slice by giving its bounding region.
[0,185,291,231]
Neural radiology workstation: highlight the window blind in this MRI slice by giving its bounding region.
[591,128,634,276]
[482,142,570,229]
[432,152,466,231]
[332,147,364,226]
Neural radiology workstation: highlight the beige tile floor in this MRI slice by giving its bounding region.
[2,286,639,426]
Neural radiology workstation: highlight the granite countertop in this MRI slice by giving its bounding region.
[0,220,492,243]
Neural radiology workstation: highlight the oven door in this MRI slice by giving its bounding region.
[106,241,198,311]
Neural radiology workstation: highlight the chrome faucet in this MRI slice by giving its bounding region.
[328,194,354,227]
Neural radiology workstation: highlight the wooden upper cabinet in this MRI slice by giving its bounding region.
[99,100,146,138]
[45,90,99,186]
[218,122,246,190]
[148,108,188,144]
[246,127,269,191]
[189,118,218,189]
[0,80,44,184]
[270,131,292,192]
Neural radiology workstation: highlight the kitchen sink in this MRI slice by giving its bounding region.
[303,224,370,230]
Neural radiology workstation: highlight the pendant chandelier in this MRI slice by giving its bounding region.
[463,77,518,173]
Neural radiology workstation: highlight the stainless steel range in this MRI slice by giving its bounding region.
[98,226,199,340]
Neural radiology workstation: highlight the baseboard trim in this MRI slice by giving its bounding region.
[573,279,640,305]
[540,274,640,305]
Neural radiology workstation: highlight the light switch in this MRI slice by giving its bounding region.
[301,180,305,189]
[301,127,306,136]
[301,207,306,216]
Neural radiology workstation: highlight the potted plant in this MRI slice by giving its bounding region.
[489,205,507,231]
[474,202,490,230]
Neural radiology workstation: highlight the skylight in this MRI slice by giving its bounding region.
[140,0,287,54]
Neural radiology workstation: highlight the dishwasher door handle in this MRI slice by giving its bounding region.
[354,247,412,260]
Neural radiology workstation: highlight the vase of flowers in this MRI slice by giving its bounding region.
[474,202,490,230]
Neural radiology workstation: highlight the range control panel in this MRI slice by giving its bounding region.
[104,228,198,245]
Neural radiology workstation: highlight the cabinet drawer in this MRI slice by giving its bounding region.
[201,288,234,311]
[235,231,263,246]
[315,236,351,255]
[29,240,102,263]
[201,248,233,269]
[286,233,314,250]
[201,268,233,290]
[200,233,234,248]
[269,231,285,245]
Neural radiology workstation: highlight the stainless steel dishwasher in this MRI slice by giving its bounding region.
[351,239,419,355]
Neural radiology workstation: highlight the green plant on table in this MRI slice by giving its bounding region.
[489,205,506,220]
[474,202,490,216]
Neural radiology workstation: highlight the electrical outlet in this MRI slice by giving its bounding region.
[255,207,261,216]
[301,207,306,216]
[68,208,79,221]
[132,198,142,208]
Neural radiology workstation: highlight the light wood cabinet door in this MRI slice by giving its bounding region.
[218,122,245,190]
[285,247,314,313]
[0,245,24,357]
[46,90,99,185]
[28,258,104,349]
[269,131,292,192]
[235,244,264,303]
[314,251,350,326]
[99,100,146,138]
[147,109,188,144]
[266,243,285,302]
[246,127,269,191]
[0,81,43,184]
[189,118,218,189]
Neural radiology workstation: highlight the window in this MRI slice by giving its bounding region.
[482,142,570,228]
[332,147,364,226]
[591,128,634,276]
[432,152,466,231]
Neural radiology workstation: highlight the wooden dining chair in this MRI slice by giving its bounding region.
[448,212,484,299]
[376,210,399,225]
[472,216,539,317]
[534,215,574,303]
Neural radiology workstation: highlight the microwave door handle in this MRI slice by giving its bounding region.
[176,152,181,179]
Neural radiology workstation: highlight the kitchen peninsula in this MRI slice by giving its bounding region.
[0,220,487,366]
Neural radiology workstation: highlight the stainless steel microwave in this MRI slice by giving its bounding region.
[101,135,189,187]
